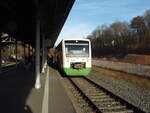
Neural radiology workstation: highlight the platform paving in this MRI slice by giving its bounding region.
[0,62,36,113]
[48,67,76,113]
[0,63,76,113]
[26,66,76,113]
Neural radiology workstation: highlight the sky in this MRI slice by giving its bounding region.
[55,0,150,46]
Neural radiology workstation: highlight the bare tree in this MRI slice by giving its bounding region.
[144,9,150,29]
[88,10,150,57]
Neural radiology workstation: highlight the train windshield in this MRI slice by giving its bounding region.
[65,40,89,57]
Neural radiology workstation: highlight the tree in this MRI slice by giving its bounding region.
[87,10,150,56]
[110,22,130,53]
[131,16,146,32]
[130,16,147,49]
[144,9,150,29]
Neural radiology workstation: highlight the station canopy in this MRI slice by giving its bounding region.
[0,0,75,47]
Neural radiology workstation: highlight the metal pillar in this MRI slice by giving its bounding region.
[35,19,41,89]
[15,40,18,67]
[31,47,34,63]
[44,47,48,72]
[42,35,45,73]
[42,35,48,73]
[24,43,26,61]
[0,34,2,71]
[28,44,30,62]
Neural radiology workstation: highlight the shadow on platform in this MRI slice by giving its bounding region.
[0,63,35,113]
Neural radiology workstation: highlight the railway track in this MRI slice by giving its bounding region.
[0,64,16,74]
[68,77,145,113]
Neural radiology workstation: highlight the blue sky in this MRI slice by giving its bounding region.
[55,0,150,46]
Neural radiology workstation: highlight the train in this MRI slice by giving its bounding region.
[56,38,92,76]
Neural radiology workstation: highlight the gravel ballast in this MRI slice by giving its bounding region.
[92,60,150,78]
[87,67,150,112]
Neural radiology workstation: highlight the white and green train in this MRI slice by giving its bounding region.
[56,38,92,76]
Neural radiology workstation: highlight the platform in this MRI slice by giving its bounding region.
[48,67,76,113]
[26,66,76,113]
[0,63,76,113]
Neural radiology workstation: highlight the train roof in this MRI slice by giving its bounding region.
[62,38,90,41]
[56,38,90,47]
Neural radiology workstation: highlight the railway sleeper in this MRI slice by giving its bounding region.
[91,98,115,102]
[83,86,99,88]
[90,96,113,101]
[103,110,133,113]
[96,101,121,107]
[99,105,128,112]
[83,86,99,89]
[84,89,102,92]
[84,90,103,93]
[86,93,106,96]
[89,95,110,99]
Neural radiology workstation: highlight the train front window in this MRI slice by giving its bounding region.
[65,41,89,57]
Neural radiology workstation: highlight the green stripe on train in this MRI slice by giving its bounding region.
[63,68,91,76]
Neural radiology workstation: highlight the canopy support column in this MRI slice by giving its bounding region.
[28,45,30,62]
[15,39,18,67]
[24,43,26,61]
[35,19,41,89]
[42,35,46,73]
[0,34,2,71]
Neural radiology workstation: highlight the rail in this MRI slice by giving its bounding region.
[68,77,145,113]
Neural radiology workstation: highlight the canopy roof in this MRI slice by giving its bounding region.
[0,0,75,46]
